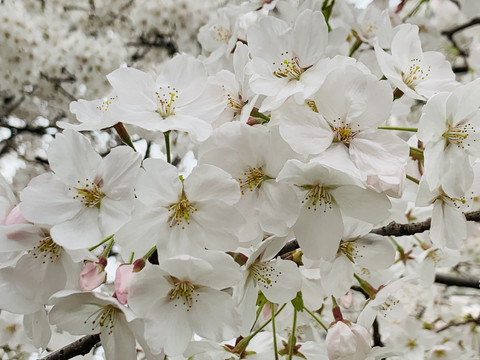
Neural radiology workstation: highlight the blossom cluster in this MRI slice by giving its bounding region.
[1,0,480,359]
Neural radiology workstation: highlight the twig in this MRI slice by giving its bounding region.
[38,334,100,360]
[435,273,480,289]
[441,17,480,56]
[436,316,480,332]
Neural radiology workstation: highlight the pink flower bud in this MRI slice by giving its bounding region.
[326,321,371,360]
[3,206,29,225]
[79,257,107,291]
[114,264,135,305]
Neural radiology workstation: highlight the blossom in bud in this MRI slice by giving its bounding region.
[326,321,371,360]
[79,257,107,291]
[114,261,144,306]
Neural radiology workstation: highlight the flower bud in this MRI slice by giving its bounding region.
[114,263,136,305]
[79,257,107,291]
[326,321,371,360]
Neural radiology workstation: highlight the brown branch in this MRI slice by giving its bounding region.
[435,273,480,289]
[277,210,480,256]
[38,334,100,360]
[441,17,480,57]
[436,315,480,332]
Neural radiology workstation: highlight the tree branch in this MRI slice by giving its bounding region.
[441,17,480,56]
[277,210,480,255]
[38,334,100,360]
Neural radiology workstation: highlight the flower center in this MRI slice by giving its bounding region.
[376,295,400,317]
[226,91,245,114]
[95,96,118,114]
[30,236,62,263]
[238,167,269,194]
[299,184,333,212]
[331,118,361,144]
[169,280,199,310]
[167,195,198,229]
[273,51,305,81]
[340,241,361,263]
[84,305,117,335]
[443,121,476,150]
[212,25,231,43]
[401,58,430,89]
[155,86,178,118]
[249,262,281,289]
[71,179,104,208]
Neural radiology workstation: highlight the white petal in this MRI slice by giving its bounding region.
[47,129,102,185]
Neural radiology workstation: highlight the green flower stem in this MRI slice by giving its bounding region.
[287,309,297,360]
[142,246,157,261]
[349,37,363,57]
[128,252,135,264]
[88,234,114,252]
[304,307,328,332]
[406,174,420,184]
[164,131,171,164]
[271,303,279,360]
[101,238,115,258]
[377,126,418,132]
[234,303,287,354]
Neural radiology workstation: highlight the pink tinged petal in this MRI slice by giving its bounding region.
[20,173,81,224]
[293,202,344,261]
[114,264,135,305]
[257,258,302,304]
[79,261,106,291]
[189,287,239,342]
[3,206,28,225]
[100,317,137,360]
[184,164,240,205]
[258,181,300,236]
[0,223,43,252]
[50,208,102,249]
[158,54,207,105]
[99,146,142,198]
[326,322,357,360]
[115,207,169,256]
[106,67,156,108]
[136,158,182,205]
[430,200,467,249]
[331,185,391,224]
[47,130,102,185]
[276,104,333,155]
[292,10,328,66]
